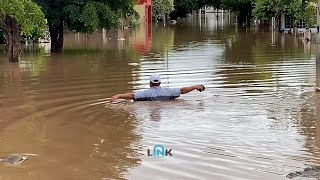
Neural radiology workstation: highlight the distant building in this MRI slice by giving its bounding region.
[279,14,317,33]
[134,0,152,24]
[200,7,226,14]
[132,0,152,55]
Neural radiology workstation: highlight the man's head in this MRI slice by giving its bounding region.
[149,74,161,87]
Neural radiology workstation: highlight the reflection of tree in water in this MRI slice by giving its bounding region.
[85,107,141,179]
[264,67,320,162]
[0,52,142,179]
[150,25,175,56]
[225,30,313,64]
[172,23,234,47]
[63,30,130,52]
[295,66,320,157]
[0,63,29,129]
[220,30,320,155]
[224,30,257,64]
[297,93,319,155]
[0,62,54,180]
[34,54,141,179]
[218,30,314,89]
[217,31,272,89]
[141,22,236,61]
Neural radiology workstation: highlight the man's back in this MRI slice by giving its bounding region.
[110,74,205,102]
[133,86,181,101]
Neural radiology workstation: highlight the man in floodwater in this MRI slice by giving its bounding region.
[110,74,205,102]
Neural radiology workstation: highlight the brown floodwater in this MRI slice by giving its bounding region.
[0,15,320,179]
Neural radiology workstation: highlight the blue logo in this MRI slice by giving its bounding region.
[147,145,172,158]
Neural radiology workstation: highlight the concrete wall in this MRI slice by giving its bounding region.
[134,5,146,23]
[281,14,285,30]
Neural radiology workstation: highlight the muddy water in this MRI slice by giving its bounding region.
[0,16,320,180]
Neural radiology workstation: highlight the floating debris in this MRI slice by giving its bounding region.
[0,154,28,165]
[287,166,320,179]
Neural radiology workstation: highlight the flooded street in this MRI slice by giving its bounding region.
[0,15,320,179]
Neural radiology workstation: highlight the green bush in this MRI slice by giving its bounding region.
[128,15,140,28]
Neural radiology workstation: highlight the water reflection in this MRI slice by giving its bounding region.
[301,64,320,158]
[64,30,129,51]
[0,54,141,179]
[0,16,320,179]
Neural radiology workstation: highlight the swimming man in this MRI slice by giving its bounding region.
[110,74,205,102]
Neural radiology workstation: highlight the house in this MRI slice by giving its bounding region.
[279,14,318,33]
[134,0,152,24]
[132,0,152,55]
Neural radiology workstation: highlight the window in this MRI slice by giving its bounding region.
[295,20,307,28]
[285,15,293,29]
[285,15,307,28]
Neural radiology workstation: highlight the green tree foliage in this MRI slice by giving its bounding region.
[197,0,222,9]
[35,0,136,53]
[170,0,251,24]
[170,0,223,20]
[221,0,253,25]
[221,0,252,13]
[253,0,302,20]
[170,0,197,20]
[0,0,46,37]
[0,0,46,62]
[153,0,174,19]
[253,0,318,28]
[297,1,317,27]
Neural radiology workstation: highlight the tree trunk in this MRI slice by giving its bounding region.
[3,16,21,62]
[49,20,64,53]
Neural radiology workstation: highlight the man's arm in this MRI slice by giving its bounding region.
[111,93,134,102]
[180,85,205,94]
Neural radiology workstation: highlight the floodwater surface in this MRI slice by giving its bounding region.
[0,15,320,180]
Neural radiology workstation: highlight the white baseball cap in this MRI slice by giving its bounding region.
[150,74,161,83]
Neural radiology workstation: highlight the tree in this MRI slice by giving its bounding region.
[170,0,197,20]
[252,0,319,30]
[221,0,253,25]
[152,0,174,19]
[297,1,317,27]
[169,0,223,20]
[253,0,302,20]
[35,0,136,53]
[0,0,46,62]
[196,0,222,9]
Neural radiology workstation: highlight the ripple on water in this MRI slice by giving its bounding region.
[0,26,319,179]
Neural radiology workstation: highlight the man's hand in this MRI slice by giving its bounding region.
[110,95,119,102]
[110,93,134,102]
[196,85,205,92]
[181,84,205,94]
